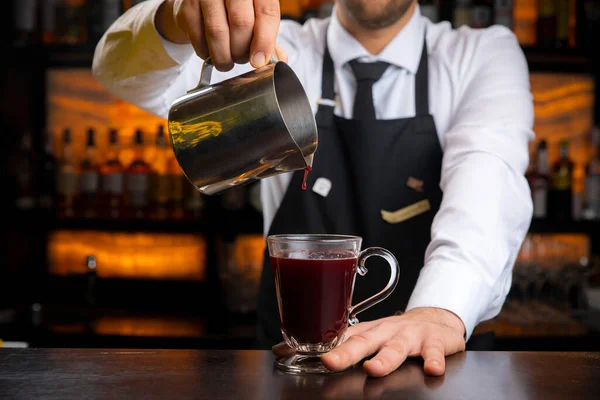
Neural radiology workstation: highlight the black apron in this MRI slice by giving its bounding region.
[256,34,444,347]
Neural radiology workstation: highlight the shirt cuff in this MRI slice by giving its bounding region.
[151,7,195,65]
[137,0,194,66]
[405,260,492,341]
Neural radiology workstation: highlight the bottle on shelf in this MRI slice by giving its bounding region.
[581,0,600,52]
[555,0,570,48]
[185,183,204,219]
[454,0,473,28]
[280,0,303,20]
[126,129,152,218]
[493,0,513,29]
[100,129,125,218]
[317,1,334,19]
[300,0,321,21]
[527,140,549,219]
[54,0,88,45]
[548,139,574,220]
[122,0,147,11]
[38,131,56,212]
[15,131,36,211]
[572,164,585,221]
[537,0,557,47]
[471,0,493,28]
[169,166,187,220]
[420,0,440,23]
[512,0,538,46]
[248,181,263,215]
[88,0,122,42]
[167,139,187,220]
[150,125,171,219]
[57,128,79,218]
[219,186,250,248]
[13,0,38,46]
[79,128,100,218]
[222,185,262,234]
[41,0,57,45]
[583,126,600,220]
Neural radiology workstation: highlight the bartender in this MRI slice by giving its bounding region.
[93,0,534,378]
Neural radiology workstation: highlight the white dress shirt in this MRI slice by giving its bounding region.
[92,0,535,339]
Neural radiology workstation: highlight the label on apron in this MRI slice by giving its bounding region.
[312,177,332,197]
[381,199,431,224]
[406,177,424,192]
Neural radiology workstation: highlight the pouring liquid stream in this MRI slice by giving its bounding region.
[301,166,312,190]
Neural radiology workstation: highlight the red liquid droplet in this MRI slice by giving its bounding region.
[302,166,312,190]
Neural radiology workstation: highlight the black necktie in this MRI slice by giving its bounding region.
[349,59,390,120]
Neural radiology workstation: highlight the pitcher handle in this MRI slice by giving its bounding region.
[348,247,400,326]
[187,54,280,94]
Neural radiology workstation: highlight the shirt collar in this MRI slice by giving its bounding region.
[327,4,424,74]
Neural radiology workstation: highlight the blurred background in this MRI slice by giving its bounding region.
[1,0,599,351]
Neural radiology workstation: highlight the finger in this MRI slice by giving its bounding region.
[274,44,288,63]
[226,0,255,63]
[250,0,280,67]
[321,325,390,372]
[200,0,233,70]
[271,341,295,357]
[363,335,411,378]
[174,0,209,59]
[421,337,446,376]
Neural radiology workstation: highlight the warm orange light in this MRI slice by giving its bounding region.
[48,231,207,281]
[513,0,538,46]
[530,73,595,167]
[46,69,168,168]
[517,233,590,267]
[93,315,206,337]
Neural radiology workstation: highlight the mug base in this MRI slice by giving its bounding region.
[274,354,352,374]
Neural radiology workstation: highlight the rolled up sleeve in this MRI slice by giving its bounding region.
[92,0,201,118]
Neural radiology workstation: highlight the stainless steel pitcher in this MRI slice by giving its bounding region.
[168,57,318,195]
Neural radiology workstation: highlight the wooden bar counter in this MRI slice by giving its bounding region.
[1,349,599,399]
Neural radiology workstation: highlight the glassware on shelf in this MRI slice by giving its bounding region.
[14,131,36,211]
[150,125,170,220]
[508,232,594,332]
[549,140,574,220]
[57,128,79,218]
[100,129,125,218]
[39,131,57,212]
[78,128,100,218]
[125,129,152,219]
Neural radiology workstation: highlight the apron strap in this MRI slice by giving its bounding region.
[315,39,336,131]
[414,37,429,116]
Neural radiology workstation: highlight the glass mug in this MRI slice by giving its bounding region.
[267,234,400,374]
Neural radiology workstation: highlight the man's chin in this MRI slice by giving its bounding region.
[340,0,415,30]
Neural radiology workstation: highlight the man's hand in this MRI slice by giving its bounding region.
[272,307,466,378]
[155,0,287,71]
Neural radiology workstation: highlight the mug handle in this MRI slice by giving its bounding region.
[187,54,280,94]
[348,247,400,326]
